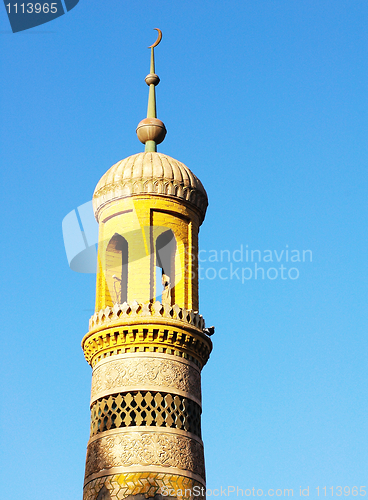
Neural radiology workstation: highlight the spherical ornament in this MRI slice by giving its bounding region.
[136,117,167,145]
[145,73,160,86]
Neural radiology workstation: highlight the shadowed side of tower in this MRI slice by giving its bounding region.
[82,31,212,500]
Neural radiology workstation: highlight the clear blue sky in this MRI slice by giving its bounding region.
[1,1,368,499]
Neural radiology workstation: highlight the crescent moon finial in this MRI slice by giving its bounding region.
[137,28,166,152]
[148,28,162,48]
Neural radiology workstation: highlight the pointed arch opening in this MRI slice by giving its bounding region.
[105,233,128,304]
[156,229,176,305]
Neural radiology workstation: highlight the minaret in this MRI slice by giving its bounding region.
[82,30,212,500]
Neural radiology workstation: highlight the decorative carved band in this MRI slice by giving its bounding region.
[91,353,201,405]
[90,391,202,438]
[84,430,205,482]
[83,472,205,500]
[82,323,212,368]
[89,301,205,332]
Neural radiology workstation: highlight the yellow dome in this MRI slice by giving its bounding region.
[93,152,208,222]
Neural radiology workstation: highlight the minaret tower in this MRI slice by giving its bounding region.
[82,30,212,500]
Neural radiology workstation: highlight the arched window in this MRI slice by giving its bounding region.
[105,233,128,304]
[156,230,176,305]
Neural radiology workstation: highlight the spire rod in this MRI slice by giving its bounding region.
[146,47,157,119]
[136,29,166,152]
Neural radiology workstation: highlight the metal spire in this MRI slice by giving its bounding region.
[136,29,166,152]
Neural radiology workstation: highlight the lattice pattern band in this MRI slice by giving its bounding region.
[90,391,201,438]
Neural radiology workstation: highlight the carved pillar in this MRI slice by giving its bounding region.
[82,303,212,500]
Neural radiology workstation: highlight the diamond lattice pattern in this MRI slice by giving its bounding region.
[90,391,201,437]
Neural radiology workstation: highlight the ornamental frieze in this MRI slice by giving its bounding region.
[91,354,201,403]
[84,431,205,480]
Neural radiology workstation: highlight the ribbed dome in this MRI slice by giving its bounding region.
[93,152,208,222]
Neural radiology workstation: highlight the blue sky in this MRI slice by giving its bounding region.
[1,1,368,498]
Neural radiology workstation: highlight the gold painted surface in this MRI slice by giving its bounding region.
[83,472,205,500]
[94,195,201,310]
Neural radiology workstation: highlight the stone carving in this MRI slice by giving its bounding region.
[84,432,205,480]
[88,301,205,332]
[91,356,201,403]
[83,323,212,369]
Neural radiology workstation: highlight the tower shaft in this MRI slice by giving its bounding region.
[81,33,212,500]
